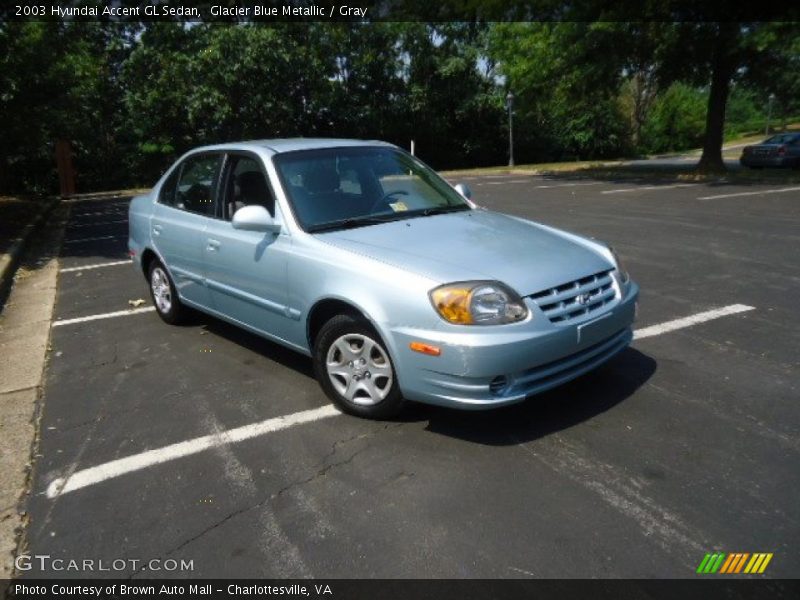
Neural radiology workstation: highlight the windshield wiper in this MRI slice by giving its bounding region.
[307,205,470,233]
[306,213,405,233]
[416,205,471,217]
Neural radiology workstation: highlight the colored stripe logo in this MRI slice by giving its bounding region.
[696,553,773,574]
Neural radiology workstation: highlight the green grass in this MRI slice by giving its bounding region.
[443,159,800,184]
[442,122,800,183]
[440,160,625,178]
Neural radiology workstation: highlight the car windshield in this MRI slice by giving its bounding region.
[763,134,799,145]
[273,147,471,232]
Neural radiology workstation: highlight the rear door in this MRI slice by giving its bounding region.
[203,153,296,344]
[151,152,223,309]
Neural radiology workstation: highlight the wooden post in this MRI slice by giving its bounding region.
[55,140,76,196]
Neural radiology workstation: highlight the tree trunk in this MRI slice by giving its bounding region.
[697,24,739,174]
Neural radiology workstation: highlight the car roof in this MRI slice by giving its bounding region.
[190,138,398,155]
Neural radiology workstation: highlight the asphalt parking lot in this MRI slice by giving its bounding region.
[22,175,800,578]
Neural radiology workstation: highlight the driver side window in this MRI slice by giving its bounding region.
[221,155,275,221]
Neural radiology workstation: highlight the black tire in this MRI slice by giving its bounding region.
[313,313,405,419]
[147,260,188,325]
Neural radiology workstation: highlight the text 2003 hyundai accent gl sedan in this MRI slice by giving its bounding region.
[128,139,638,419]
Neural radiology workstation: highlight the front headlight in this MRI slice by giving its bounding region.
[429,281,528,325]
[609,247,630,284]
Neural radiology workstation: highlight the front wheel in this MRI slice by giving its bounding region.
[148,260,188,325]
[313,314,405,419]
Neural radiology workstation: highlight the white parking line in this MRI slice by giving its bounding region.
[64,197,132,204]
[71,210,127,218]
[633,304,755,340]
[60,260,132,273]
[45,303,756,497]
[67,219,128,229]
[601,184,698,194]
[696,186,800,200]
[46,405,340,498]
[534,182,600,189]
[483,179,530,185]
[475,180,601,188]
[63,235,124,244]
[52,306,155,327]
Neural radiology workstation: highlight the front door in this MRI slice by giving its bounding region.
[203,153,295,344]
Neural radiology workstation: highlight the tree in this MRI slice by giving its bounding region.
[399,22,504,168]
[640,83,707,153]
[738,22,800,131]
[488,22,632,162]
[653,22,800,173]
[118,22,201,181]
[696,23,740,173]
[0,19,136,192]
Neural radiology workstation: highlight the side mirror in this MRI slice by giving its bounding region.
[454,183,472,200]
[232,205,281,233]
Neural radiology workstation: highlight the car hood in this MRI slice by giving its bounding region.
[316,210,613,296]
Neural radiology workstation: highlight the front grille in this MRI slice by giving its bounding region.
[528,269,616,324]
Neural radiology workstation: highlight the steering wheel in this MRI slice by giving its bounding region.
[370,190,409,213]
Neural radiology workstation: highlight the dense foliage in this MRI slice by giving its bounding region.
[0,21,797,194]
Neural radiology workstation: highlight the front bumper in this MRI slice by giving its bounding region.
[388,282,639,409]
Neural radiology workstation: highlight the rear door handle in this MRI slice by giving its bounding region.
[207,239,221,252]
[152,224,163,236]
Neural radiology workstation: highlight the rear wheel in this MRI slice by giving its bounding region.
[313,314,405,419]
[148,260,187,325]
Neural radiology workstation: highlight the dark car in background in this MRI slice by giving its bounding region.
[740,133,800,169]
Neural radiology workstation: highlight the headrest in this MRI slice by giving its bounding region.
[237,171,267,199]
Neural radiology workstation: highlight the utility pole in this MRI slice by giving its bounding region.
[506,91,515,167]
[765,93,775,136]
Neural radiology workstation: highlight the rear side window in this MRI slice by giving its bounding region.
[174,154,223,217]
[158,168,180,206]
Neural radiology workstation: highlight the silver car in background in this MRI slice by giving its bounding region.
[129,139,638,419]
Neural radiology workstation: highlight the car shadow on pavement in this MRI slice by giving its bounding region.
[196,311,655,446]
[198,315,317,377]
[413,347,657,446]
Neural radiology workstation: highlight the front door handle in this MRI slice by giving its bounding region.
[207,239,221,252]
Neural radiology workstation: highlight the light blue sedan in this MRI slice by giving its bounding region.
[129,139,638,418]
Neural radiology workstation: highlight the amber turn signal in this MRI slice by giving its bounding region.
[409,342,442,356]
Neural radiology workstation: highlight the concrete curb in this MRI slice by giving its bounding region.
[0,198,59,302]
[0,203,66,580]
[61,188,149,203]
